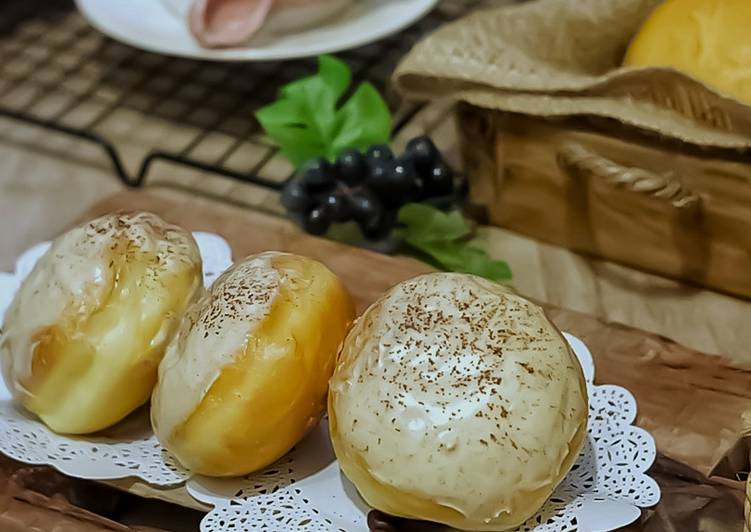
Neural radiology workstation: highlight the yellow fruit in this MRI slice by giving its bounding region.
[151,252,354,477]
[624,0,751,104]
[0,213,203,434]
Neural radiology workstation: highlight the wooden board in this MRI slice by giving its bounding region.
[80,189,751,512]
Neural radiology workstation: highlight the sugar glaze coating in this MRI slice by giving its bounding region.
[0,212,202,434]
[329,273,588,530]
[152,252,280,440]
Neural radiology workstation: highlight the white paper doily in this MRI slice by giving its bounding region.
[188,333,660,532]
[0,232,233,486]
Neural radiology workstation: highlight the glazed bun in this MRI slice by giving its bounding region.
[152,252,354,477]
[0,212,203,434]
[329,273,588,531]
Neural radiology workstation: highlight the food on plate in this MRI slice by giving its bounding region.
[151,251,354,477]
[624,0,751,104]
[0,213,203,434]
[188,0,352,48]
[328,273,588,531]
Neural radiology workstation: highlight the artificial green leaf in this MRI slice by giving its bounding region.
[414,240,513,282]
[398,203,471,244]
[279,56,349,146]
[281,54,350,109]
[452,245,513,281]
[397,203,512,282]
[331,82,391,155]
[254,98,303,126]
[261,127,326,167]
[256,97,324,166]
[256,55,391,167]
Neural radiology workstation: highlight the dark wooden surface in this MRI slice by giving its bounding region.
[81,188,749,530]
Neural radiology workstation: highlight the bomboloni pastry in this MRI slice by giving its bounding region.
[329,273,588,531]
[0,212,203,435]
[151,251,354,477]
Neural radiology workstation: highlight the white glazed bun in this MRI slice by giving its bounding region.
[151,252,354,477]
[328,273,588,531]
[0,212,202,434]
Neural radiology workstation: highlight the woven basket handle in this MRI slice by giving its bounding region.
[557,143,701,213]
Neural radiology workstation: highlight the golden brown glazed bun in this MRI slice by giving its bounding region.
[329,273,588,531]
[0,212,203,434]
[151,252,354,477]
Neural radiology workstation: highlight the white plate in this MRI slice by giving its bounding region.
[75,0,439,61]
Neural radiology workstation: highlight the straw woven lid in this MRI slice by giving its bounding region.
[394,0,751,150]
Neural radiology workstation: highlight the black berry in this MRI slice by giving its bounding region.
[365,144,394,165]
[405,135,439,174]
[300,157,334,192]
[392,157,416,182]
[285,138,455,240]
[303,206,332,235]
[349,189,383,225]
[392,157,425,202]
[336,148,366,185]
[360,209,394,240]
[426,161,454,197]
[280,179,312,213]
[367,162,409,207]
[368,159,391,183]
[409,176,426,201]
[323,192,351,223]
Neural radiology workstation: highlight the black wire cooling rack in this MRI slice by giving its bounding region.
[0,0,490,191]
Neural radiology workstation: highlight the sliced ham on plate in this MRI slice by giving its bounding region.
[189,0,351,48]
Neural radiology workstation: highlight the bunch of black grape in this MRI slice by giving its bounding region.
[281,136,455,239]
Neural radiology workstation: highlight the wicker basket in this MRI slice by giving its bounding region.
[456,106,751,299]
[394,0,751,298]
